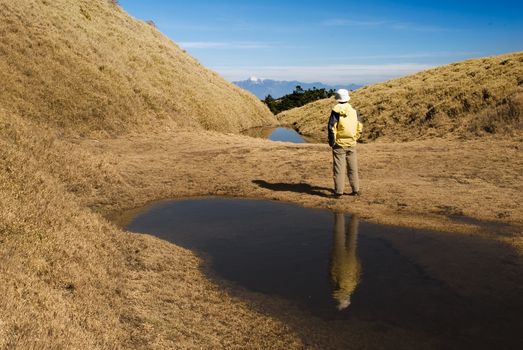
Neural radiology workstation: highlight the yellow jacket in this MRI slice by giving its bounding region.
[328,103,363,148]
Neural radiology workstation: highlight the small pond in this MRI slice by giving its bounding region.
[243,126,306,143]
[125,198,523,349]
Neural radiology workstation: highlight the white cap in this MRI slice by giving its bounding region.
[335,89,350,103]
[337,297,351,310]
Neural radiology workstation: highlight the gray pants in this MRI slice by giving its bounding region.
[332,146,360,194]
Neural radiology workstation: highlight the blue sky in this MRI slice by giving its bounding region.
[119,0,523,84]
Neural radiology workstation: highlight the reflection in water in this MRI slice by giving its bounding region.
[330,213,361,310]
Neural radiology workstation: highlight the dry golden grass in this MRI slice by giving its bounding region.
[0,0,275,136]
[0,111,308,349]
[1,0,523,349]
[278,52,523,142]
[7,108,519,348]
[3,93,523,349]
[1,110,459,349]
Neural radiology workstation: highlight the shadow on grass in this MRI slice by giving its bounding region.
[253,180,333,198]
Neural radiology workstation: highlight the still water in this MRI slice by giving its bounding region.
[243,126,306,143]
[125,198,523,349]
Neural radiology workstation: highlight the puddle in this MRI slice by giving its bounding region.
[243,126,306,143]
[125,198,523,349]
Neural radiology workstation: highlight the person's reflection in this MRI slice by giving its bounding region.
[330,212,361,310]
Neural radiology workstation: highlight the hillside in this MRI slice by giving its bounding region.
[0,0,284,348]
[278,52,523,142]
[0,0,275,135]
[1,1,522,349]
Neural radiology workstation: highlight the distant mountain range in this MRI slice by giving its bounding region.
[233,77,362,99]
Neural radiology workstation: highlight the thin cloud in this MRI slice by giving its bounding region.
[389,22,451,32]
[157,19,302,34]
[284,51,484,65]
[156,22,217,32]
[212,63,434,85]
[349,51,483,60]
[322,19,387,27]
[322,18,451,32]
[179,41,275,49]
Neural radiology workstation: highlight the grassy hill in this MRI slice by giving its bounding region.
[278,52,523,142]
[0,0,275,135]
[1,1,522,348]
[0,0,284,348]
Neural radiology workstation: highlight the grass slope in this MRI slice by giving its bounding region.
[0,111,307,349]
[1,1,522,348]
[0,0,275,135]
[0,0,290,348]
[278,52,523,142]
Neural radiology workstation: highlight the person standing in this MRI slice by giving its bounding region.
[328,89,363,197]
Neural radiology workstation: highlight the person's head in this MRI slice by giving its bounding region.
[335,89,350,103]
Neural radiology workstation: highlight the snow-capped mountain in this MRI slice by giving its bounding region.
[233,78,361,99]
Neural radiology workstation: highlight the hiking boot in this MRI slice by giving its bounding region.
[348,191,361,196]
[331,192,343,199]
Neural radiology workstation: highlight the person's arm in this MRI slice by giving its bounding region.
[328,111,339,147]
[355,111,363,141]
